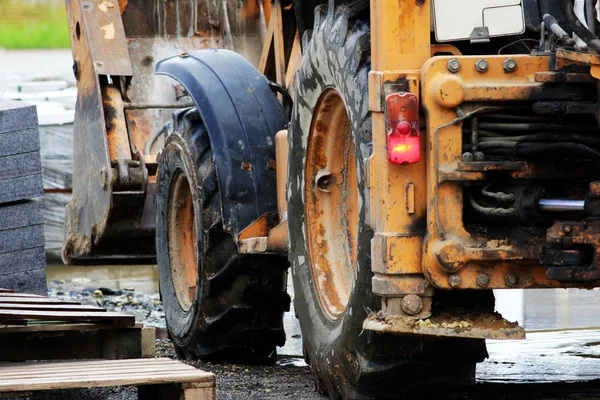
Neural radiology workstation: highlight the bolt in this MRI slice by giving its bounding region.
[447,58,461,73]
[401,294,423,316]
[504,58,517,72]
[505,274,518,286]
[475,59,489,73]
[563,224,572,234]
[100,167,107,189]
[476,274,490,287]
[474,151,485,161]
[315,170,333,192]
[462,152,474,162]
[448,275,461,288]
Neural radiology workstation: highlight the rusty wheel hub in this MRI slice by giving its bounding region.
[168,171,198,311]
[305,89,359,320]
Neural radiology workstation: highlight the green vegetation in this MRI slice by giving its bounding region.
[0,1,70,49]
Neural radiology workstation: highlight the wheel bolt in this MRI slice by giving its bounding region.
[448,275,461,288]
[401,294,423,316]
[447,58,461,73]
[476,274,490,287]
[475,59,489,72]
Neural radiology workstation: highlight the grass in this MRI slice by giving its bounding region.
[0,1,70,49]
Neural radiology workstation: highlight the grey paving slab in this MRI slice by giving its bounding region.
[0,247,46,276]
[0,224,44,256]
[0,100,38,134]
[0,200,44,231]
[0,267,47,295]
[0,151,42,181]
[0,128,41,157]
[0,173,44,204]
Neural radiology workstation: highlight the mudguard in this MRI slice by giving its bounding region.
[155,49,286,237]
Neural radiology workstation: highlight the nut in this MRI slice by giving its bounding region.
[448,275,461,288]
[401,294,423,316]
[474,151,485,161]
[475,59,489,72]
[462,152,474,162]
[476,274,490,287]
[563,224,572,234]
[505,274,518,286]
[503,58,517,72]
[447,58,461,73]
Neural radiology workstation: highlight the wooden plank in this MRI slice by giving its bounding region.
[0,297,80,305]
[0,359,214,393]
[0,363,196,379]
[0,322,142,333]
[272,0,285,88]
[0,293,45,298]
[0,358,183,371]
[285,32,301,89]
[0,371,212,392]
[142,327,156,357]
[0,310,135,326]
[0,304,106,312]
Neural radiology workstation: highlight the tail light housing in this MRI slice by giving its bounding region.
[385,92,420,165]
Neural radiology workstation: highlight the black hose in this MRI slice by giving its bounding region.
[558,0,600,53]
[517,132,600,146]
[516,142,600,158]
[468,194,515,217]
[543,13,576,44]
[478,121,599,132]
[269,82,293,122]
[587,0,597,36]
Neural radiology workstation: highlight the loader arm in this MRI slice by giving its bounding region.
[62,0,282,263]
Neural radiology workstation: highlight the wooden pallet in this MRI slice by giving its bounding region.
[0,291,151,361]
[0,358,215,399]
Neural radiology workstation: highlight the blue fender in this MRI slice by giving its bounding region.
[156,49,286,236]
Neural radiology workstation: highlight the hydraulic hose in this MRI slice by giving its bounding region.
[543,13,576,44]
[558,0,600,53]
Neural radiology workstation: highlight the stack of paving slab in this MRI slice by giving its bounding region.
[0,100,47,295]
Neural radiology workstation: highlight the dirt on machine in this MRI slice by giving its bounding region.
[63,0,600,397]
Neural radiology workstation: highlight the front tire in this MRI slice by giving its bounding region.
[288,3,488,398]
[156,108,290,364]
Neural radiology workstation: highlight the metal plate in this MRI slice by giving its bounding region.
[363,311,526,340]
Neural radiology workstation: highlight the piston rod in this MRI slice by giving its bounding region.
[538,199,585,212]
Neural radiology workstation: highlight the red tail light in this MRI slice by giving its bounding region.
[385,92,420,165]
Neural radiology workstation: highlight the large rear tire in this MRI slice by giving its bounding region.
[156,108,290,364]
[288,3,488,398]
